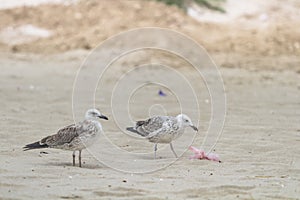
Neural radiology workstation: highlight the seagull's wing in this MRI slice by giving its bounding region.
[145,124,167,139]
[41,123,81,147]
[135,116,168,137]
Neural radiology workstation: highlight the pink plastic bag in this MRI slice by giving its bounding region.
[189,146,221,162]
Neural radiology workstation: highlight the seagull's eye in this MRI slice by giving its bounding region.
[185,119,188,122]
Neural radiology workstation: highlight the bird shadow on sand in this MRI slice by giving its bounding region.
[41,161,107,169]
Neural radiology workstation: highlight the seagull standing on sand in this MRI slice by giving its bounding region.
[23,109,108,167]
[127,114,198,159]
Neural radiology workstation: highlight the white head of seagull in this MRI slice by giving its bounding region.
[85,108,108,121]
[176,114,198,131]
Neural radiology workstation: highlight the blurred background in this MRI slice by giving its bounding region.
[0,0,299,71]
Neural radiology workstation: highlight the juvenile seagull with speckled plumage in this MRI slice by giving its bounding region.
[23,109,108,167]
[127,114,198,159]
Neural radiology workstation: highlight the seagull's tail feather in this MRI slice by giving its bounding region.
[126,127,139,134]
[136,120,145,126]
[126,126,148,137]
[23,141,48,151]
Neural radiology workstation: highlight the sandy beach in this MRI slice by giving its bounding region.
[0,0,300,199]
[0,50,299,199]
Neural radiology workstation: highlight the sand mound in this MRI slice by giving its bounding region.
[0,0,299,56]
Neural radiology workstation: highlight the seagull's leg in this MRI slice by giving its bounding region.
[170,142,178,158]
[79,150,82,168]
[154,143,158,159]
[72,151,76,166]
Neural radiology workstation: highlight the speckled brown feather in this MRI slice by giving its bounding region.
[41,124,79,147]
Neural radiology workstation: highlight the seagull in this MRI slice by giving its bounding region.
[127,114,198,159]
[23,109,108,167]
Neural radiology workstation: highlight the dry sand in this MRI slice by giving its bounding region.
[0,0,300,199]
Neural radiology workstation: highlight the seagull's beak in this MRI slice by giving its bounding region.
[98,114,108,120]
[190,125,198,131]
